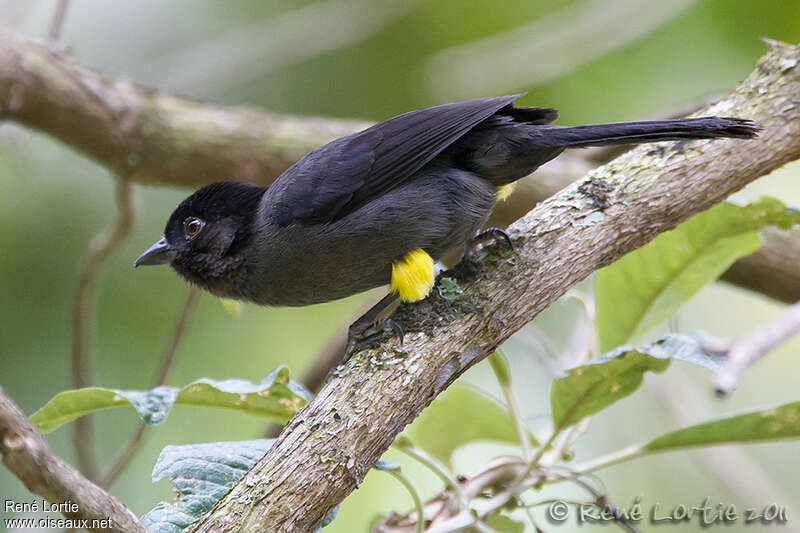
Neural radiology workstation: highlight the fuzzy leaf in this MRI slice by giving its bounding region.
[142,439,274,533]
[595,198,800,351]
[30,367,312,433]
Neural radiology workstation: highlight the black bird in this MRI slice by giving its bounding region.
[136,94,757,345]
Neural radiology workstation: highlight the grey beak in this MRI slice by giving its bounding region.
[135,237,176,267]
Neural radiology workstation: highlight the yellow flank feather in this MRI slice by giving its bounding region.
[496,183,516,201]
[391,249,434,303]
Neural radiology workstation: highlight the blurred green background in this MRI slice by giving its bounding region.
[1,1,800,531]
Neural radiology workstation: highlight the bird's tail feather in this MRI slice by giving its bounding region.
[536,117,759,149]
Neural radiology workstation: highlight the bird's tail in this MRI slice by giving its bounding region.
[535,117,758,148]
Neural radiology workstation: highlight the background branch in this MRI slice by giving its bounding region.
[71,178,134,481]
[0,388,146,533]
[186,41,800,532]
[719,226,800,303]
[46,0,71,45]
[715,300,800,394]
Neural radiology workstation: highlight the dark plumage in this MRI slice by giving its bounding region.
[136,94,758,308]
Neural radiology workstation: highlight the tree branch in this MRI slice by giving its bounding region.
[0,26,367,188]
[0,388,146,533]
[0,26,797,304]
[46,0,71,45]
[720,226,800,303]
[187,41,800,532]
[715,300,800,394]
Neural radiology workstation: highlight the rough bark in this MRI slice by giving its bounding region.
[0,26,796,304]
[0,388,146,533]
[185,41,800,532]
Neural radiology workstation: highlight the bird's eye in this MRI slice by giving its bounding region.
[183,217,205,239]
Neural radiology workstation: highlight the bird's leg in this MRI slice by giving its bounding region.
[328,293,403,380]
[466,227,514,257]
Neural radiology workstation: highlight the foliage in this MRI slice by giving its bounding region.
[30,367,311,433]
[595,197,800,351]
[141,439,275,533]
[551,332,725,428]
[644,401,800,452]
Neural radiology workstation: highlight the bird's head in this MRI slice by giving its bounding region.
[135,181,264,293]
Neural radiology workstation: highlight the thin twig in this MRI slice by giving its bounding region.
[383,468,425,533]
[47,0,71,44]
[395,444,467,508]
[151,287,200,386]
[71,178,135,480]
[98,287,200,488]
[714,300,800,394]
[0,388,146,533]
[488,351,532,460]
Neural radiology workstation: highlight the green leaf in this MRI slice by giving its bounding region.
[142,439,274,533]
[645,401,800,452]
[406,387,536,466]
[552,350,669,430]
[485,514,526,533]
[488,351,511,387]
[551,332,730,429]
[30,367,312,433]
[595,198,800,352]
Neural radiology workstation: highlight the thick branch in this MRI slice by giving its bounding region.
[188,42,800,532]
[0,26,797,303]
[720,226,800,303]
[0,388,146,533]
[0,26,368,187]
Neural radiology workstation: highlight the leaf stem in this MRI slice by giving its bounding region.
[571,443,646,474]
[395,443,467,508]
[488,351,532,460]
[384,468,425,533]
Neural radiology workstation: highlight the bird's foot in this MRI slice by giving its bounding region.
[466,227,514,257]
[326,317,404,382]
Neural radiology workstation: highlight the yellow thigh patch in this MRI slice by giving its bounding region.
[391,249,434,303]
[496,183,516,201]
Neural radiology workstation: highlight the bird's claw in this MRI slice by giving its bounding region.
[466,227,513,256]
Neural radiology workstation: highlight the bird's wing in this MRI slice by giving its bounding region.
[271,94,551,226]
